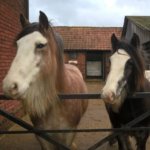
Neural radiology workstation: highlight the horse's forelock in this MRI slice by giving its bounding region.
[16,22,53,42]
[16,23,39,41]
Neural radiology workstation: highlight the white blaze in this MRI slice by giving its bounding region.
[102,49,130,108]
[3,31,47,98]
[145,70,150,82]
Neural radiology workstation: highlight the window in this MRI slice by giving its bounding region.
[87,61,102,76]
[86,52,103,79]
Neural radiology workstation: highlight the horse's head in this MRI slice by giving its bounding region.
[3,11,57,99]
[101,33,145,107]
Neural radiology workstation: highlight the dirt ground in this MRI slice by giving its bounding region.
[0,81,150,150]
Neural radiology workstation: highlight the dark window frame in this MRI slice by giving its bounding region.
[86,51,104,79]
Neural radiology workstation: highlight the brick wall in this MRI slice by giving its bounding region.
[77,53,86,78]
[56,27,122,80]
[64,52,86,79]
[0,0,28,130]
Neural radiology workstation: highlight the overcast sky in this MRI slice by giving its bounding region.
[29,0,150,27]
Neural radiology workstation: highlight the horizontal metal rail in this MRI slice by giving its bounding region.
[1,92,150,100]
[1,92,150,150]
[0,93,101,100]
[88,109,150,150]
[0,108,70,150]
[1,127,150,135]
[1,109,150,150]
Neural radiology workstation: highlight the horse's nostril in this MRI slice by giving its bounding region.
[12,82,18,90]
[10,82,18,95]
[101,91,116,104]
[109,92,115,102]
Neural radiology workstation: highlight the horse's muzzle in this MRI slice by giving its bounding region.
[101,90,116,104]
[2,79,19,98]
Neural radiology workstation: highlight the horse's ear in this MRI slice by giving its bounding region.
[39,11,49,31]
[20,14,29,28]
[130,33,140,49]
[111,33,118,52]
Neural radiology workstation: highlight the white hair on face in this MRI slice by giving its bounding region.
[145,70,150,82]
[3,32,46,96]
[102,49,131,112]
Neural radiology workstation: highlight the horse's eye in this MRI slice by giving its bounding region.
[36,43,46,49]
[125,60,133,71]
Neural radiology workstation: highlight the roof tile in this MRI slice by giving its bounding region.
[54,27,122,51]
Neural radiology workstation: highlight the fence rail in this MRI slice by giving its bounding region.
[1,127,150,135]
[1,92,150,100]
[1,92,150,150]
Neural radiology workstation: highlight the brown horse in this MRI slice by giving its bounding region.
[2,11,88,150]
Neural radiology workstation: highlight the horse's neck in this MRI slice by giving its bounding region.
[111,73,150,113]
[55,66,66,92]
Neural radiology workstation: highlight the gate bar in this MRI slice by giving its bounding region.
[0,93,101,100]
[88,109,150,150]
[0,108,70,150]
[1,126,150,135]
[1,92,150,100]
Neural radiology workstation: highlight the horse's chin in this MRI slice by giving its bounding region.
[16,82,35,100]
[10,91,26,100]
[10,85,30,100]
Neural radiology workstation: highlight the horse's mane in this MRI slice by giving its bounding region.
[117,39,146,92]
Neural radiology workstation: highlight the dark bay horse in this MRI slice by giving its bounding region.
[101,33,150,150]
[2,11,88,150]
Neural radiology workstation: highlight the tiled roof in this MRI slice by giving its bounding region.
[54,26,122,51]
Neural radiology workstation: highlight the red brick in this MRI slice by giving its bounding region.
[0,0,28,130]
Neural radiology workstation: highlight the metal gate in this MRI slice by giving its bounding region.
[0,92,150,150]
